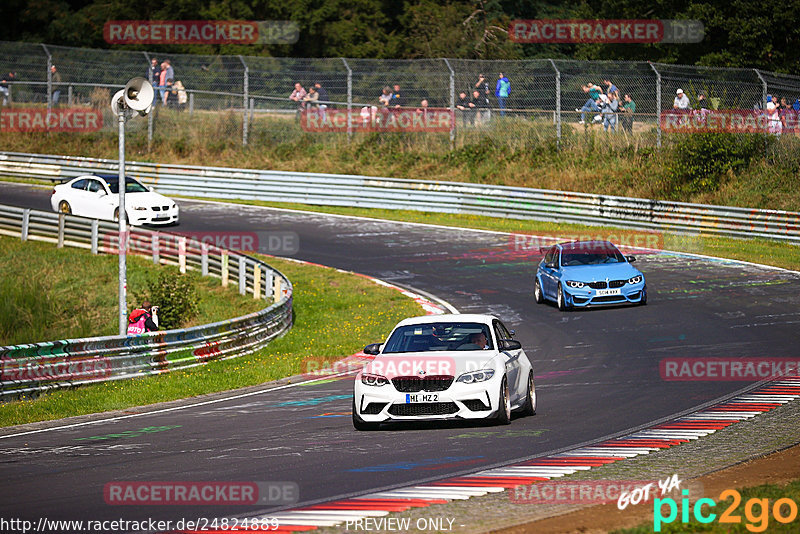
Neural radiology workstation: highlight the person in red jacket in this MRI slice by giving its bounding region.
[127,302,159,335]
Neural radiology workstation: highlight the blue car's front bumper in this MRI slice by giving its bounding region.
[563,283,646,307]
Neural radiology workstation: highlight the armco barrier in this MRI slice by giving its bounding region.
[1,151,799,243]
[0,204,293,399]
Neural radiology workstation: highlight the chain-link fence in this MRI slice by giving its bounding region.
[1,40,799,151]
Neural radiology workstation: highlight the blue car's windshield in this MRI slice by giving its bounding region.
[382,322,493,353]
[561,249,625,266]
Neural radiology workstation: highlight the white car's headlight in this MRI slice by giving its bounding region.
[361,373,389,387]
[456,369,495,384]
[566,280,585,288]
[628,275,643,284]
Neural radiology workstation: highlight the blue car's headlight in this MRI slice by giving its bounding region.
[456,369,495,384]
[361,373,389,386]
[566,280,585,289]
[628,275,643,284]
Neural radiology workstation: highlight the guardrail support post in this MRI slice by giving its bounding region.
[273,275,282,303]
[549,59,561,150]
[143,51,154,147]
[189,93,194,115]
[57,213,65,248]
[178,236,187,273]
[91,220,99,254]
[21,209,30,241]
[238,256,247,295]
[201,242,209,276]
[151,233,160,264]
[68,85,73,106]
[341,58,353,140]
[265,269,273,299]
[443,59,455,148]
[239,56,249,146]
[754,69,770,156]
[42,44,52,115]
[253,264,262,299]
[649,62,662,149]
[221,251,229,287]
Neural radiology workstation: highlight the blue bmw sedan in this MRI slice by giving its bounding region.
[534,240,646,310]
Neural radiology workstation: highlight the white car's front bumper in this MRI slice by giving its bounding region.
[128,204,179,226]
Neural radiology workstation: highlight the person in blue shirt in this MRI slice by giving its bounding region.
[577,83,603,124]
[495,73,510,116]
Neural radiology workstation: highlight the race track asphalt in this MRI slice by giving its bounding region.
[1,184,798,528]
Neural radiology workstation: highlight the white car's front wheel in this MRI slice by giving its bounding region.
[494,376,511,425]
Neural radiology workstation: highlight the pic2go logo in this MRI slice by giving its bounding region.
[654,489,799,532]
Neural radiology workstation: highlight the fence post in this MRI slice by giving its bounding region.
[239,256,247,295]
[549,59,561,150]
[143,51,154,147]
[443,58,455,148]
[649,62,662,148]
[189,92,194,115]
[21,209,30,241]
[239,56,249,146]
[253,264,262,299]
[91,220,99,254]
[57,213,65,247]
[68,85,73,106]
[42,44,52,115]
[754,69,769,156]
[341,58,352,140]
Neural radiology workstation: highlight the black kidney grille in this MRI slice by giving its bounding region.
[392,375,454,392]
[388,402,459,416]
[588,281,607,289]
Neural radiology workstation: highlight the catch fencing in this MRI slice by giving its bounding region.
[1,41,799,147]
[1,151,798,244]
[0,203,293,399]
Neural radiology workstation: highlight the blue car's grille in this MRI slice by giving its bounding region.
[588,281,607,289]
[609,280,627,288]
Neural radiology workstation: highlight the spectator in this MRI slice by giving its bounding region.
[471,89,490,125]
[673,88,690,113]
[577,82,603,124]
[360,105,372,127]
[0,71,15,106]
[621,93,635,133]
[378,86,392,107]
[456,91,471,124]
[127,302,159,335]
[289,82,307,112]
[50,65,62,106]
[766,101,782,136]
[697,92,709,110]
[601,92,618,132]
[779,97,796,133]
[390,84,403,108]
[475,73,492,121]
[495,72,510,116]
[314,82,329,119]
[302,85,319,109]
[147,58,159,84]
[603,79,618,96]
[173,80,187,111]
[158,62,168,105]
[162,60,174,106]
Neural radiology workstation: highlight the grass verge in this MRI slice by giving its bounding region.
[0,235,264,346]
[0,255,423,427]
[182,197,800,272]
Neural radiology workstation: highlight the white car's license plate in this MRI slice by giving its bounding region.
[406,393,438,403]
[596,288,622,296]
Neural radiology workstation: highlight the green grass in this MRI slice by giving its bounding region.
[614,479,800,533]
[0,255,423,427]
[180,196,800,272]
[0,235,263,346]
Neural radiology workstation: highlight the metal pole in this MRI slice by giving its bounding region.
[43,44,52,115]
[144,51,154,147]
[754,69,769,155]
[118,108,128,335]
[239,55,249,146]
[341,58,352,140]
[443,58,455,148]
[549,59,561,150]
[649,62,662,148]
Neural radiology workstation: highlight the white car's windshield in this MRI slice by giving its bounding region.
[382,322,493,353]
[105,177,149,194]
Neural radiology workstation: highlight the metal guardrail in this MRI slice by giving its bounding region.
[0,203,293,399]
[1,151,799,243]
